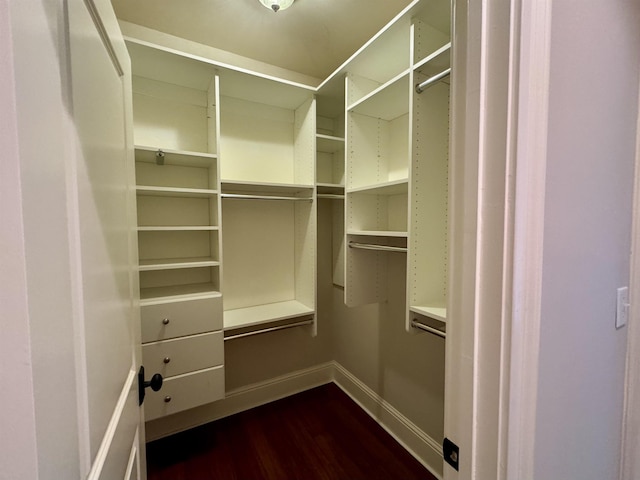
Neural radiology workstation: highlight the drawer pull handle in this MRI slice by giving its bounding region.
[163,357,171,364]
[162,318,170,325]
[164,396,172,403]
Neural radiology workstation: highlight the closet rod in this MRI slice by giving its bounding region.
[348,241,407,253]
[224,319,314,341]
[415,68,451,94]
[411,319,446,339]
[221,194,313,201]
[317,194,345,200]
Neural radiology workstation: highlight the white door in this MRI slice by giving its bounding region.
[67,0,145,478]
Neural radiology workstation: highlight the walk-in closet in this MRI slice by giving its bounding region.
[118,0,452,476]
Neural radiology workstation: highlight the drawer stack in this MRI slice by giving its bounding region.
[141,295,224,420]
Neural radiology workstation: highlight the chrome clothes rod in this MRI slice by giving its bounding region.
[415,68,451,94]
[348,241,407,253]
[221,193,313,201]
[411,319,446,338]
[223,319,314,341]
[317,194,345,199]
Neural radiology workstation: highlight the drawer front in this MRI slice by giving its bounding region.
[141,295,222,343]
[143,331,223,378]
[144,366,224,421]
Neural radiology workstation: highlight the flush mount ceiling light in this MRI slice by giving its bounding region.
[259,0,295,13]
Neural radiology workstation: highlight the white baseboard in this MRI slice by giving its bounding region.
[331,362,444,480]
[145,361,443,480]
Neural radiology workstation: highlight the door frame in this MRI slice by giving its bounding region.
[446,0,554,478]
[620,72,640,480]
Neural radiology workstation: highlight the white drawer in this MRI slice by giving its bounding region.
[144,366,224,421]
[141,295,222,343]
[142,331,223,378]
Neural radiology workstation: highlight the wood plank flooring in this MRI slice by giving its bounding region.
[146,383,439,480]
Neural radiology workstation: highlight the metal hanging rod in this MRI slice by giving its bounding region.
[415,68,451,94]
[221,193,313,201]
[411,319,446,338]
[348,241,407,253]
[317,194,345,200]
[224,319,314,341]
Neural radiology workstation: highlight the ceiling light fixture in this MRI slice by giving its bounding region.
[259,0,294,13]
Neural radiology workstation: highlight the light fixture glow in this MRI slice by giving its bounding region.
[259,0,295,13]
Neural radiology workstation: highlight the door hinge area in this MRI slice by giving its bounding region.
[443,437,459,471]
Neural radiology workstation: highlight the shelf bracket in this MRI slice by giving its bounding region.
[155,149,165,166]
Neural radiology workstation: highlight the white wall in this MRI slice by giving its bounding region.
[535,1,640,478]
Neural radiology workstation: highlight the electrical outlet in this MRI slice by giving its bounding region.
[616,286,629,329]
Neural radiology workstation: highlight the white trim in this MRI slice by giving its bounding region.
[124,427,138,480]
[620,74,640,480]
[506,0,553,478]
[86,368,137,480]
[332,363,443,479]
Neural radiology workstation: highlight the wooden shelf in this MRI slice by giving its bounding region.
[347,179,408,195]
[136,186,218,198]
[135,145,217,167]
[138,257,220,271]
[316,134,345,153]
[223,300,315,332]
[138,226,219,232]
[140,283,221,302]
[347,70,410,121]
[410,306,447,323]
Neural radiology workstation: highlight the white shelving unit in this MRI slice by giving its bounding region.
[406,6,451,335]
[341,1,451,325]
[219,70,317,336]
[316,84,346,287]
[345,38,411,306]
[129,41,226,419]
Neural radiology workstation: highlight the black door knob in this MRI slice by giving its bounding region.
[145,373,163,392]
[138,366,164,405]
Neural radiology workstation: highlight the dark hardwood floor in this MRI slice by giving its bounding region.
[146,383,439,480]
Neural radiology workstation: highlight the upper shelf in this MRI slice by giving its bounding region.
[221,181,314,200]
[135,145,217,167]
[316,134,345,153]
[223,300,315,332]
[414,43,451,78]
[347,71,410,121]
[347,179,408,196]
[136,186,218,198]
[410,305,447,323]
